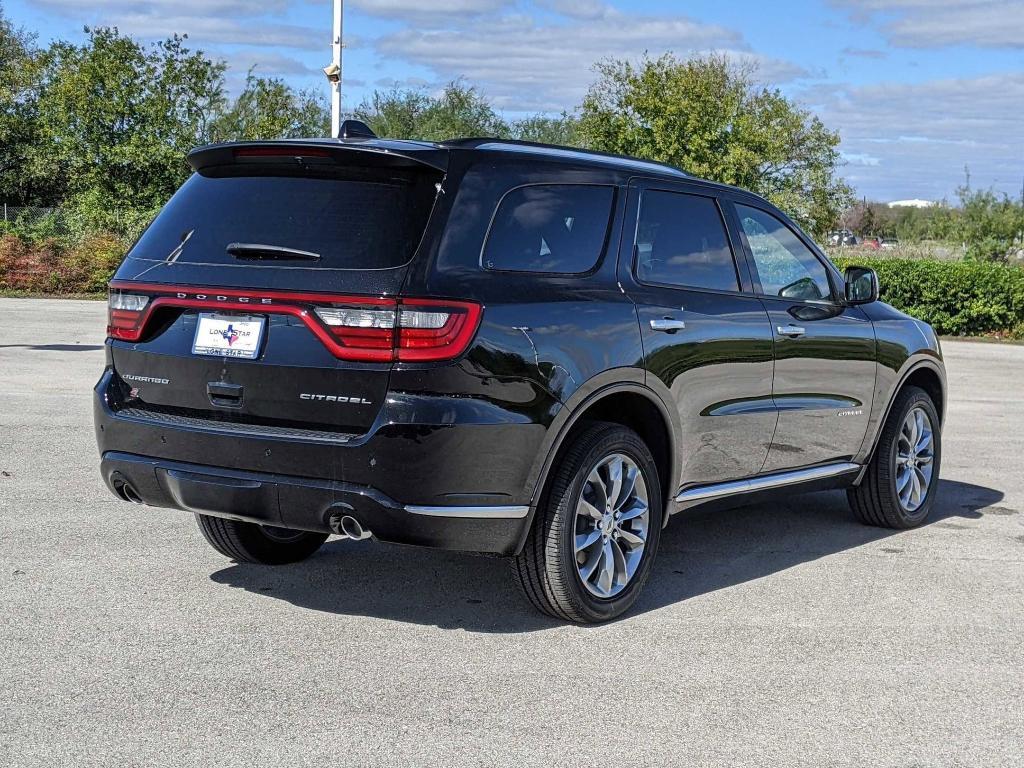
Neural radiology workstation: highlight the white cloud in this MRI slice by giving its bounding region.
[35,0,320,49]
[536,0,613,20]
[832,0,1024,48]
[350,0,513,21]
[808,72,1024,199]
[374,10,810,112]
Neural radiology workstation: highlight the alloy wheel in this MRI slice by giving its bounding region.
[895,406,935,512]
[573,453,650,598]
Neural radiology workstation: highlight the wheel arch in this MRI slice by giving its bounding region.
[861,358,946,467]
[514,377,680,554]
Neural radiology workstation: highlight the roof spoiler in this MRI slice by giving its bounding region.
[187,139,449,174]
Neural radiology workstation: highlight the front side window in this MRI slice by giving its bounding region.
[635,190,739,292]
[736,204,833,301]
[482,184,614,273]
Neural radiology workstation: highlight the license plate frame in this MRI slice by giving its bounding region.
[191,313,266,360]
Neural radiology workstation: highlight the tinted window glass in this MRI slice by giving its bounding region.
[128,167,440,269]
[635,191,738,292]
[483,185,614,273]
[736,204,832,301]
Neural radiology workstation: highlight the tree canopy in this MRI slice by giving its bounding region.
[354,81,575,144]
[0,17,329,229]
[577,54,853,236]
[0,6,859,239]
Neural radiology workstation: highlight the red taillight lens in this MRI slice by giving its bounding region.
[314,299,482,362]
[106,282,482,363]
[234,147,331,159]
[107,290,150,341]
[396,301,481,362]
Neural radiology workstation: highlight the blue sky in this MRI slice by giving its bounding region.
[7,0,1024,201]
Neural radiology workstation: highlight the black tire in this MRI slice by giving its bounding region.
[195,514,329,564]
[513,421,663,624]
[848,385,942,529]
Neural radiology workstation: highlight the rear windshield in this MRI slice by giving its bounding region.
[128,166,440,270]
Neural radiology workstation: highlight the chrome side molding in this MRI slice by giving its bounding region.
[406,504,530,519]
[675,462,861,505]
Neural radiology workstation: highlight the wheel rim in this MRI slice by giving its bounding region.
[573,453,650,599]
[895,406,935,513]
[260,525,306,543]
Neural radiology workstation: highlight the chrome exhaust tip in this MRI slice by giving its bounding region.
[118,482,144,505]
[333,514,372,541]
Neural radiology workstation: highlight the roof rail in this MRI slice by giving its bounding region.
[440,137,689,177]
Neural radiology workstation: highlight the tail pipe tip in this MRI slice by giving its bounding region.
[332,513,372,541]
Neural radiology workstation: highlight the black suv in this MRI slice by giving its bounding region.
[95,127,946,623]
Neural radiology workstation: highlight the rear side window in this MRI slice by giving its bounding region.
[128,167,440,270]
[635,190,739,292]
[482,184,614,274]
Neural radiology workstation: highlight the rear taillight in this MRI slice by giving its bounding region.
[107,289,150,341]
[314,299,482,362]
[106,282,482,363]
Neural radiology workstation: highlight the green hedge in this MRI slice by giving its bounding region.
[832,257,1024,338]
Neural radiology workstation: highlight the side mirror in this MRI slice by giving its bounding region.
[844,266,878,304]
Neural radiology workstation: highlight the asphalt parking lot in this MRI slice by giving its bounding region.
[1,297,1022,767]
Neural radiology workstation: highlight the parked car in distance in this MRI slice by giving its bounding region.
[861,237,881,250]
[829,229,860,247]
[95,123,947,623]
[881,237,900,249]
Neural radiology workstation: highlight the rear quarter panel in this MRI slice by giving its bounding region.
[397,155,649,503]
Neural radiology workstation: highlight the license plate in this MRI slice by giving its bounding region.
[192,314,265,359]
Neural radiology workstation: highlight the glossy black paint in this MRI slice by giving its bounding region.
[94,137,946,555]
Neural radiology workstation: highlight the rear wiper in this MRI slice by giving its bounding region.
[226,243,321,261]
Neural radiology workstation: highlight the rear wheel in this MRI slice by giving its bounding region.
[848,386,941,529]
[514,421,663,624]
[195,514,329,564]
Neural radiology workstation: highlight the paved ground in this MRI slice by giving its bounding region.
[1,298,1022,767]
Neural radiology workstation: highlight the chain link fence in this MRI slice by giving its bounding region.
[1,205,57,223]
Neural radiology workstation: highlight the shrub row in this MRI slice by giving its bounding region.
[0,233,126,295]
[1,235,1022,338]
[833,256,1024,338]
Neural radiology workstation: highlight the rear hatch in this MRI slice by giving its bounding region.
[105,141,471,440]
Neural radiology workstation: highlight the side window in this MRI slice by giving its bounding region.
[736,204,833,301]
[635,190,739,292]
[482,184,614,273]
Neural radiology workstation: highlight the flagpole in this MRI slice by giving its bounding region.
[330,0,343,137]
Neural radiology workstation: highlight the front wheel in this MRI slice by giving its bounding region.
[848,385,942,529]
[514,421,663,623]
[195,514,329,564]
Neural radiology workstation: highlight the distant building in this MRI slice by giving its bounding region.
[887,199,936,209]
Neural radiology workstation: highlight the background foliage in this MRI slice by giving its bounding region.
[2,5,1022,338]
[833,256,1024,338]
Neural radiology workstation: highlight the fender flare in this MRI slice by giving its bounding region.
[859,356,946,467]
[512,373,681,554]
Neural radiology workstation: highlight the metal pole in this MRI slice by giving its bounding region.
[331,0,343,137]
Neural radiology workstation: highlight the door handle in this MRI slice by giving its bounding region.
[650,318,686,332]
[777,325,806,337]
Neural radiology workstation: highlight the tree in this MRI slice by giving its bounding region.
[578,54,853,236]
[0,3,48,205]
[510,113,580,146]
[956,186,1024,261]
[28,27,226,226]
[209,71,329,142]
[355,81,509,141]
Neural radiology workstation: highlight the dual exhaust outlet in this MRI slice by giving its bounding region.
[115,476,372,542]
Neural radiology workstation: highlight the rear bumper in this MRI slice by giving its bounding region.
[100,451,530,555]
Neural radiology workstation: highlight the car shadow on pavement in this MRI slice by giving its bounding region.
[0,343,106,351]
[208,478,1006,633]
